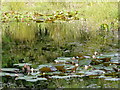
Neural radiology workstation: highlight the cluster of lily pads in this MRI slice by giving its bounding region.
[0,53,120,83]
[1,10,79,23]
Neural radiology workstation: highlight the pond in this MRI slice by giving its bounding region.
[1,20,119,89]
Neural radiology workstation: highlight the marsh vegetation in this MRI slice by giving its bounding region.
[1,1,119,89]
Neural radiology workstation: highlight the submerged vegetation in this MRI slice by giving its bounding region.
[1,1,119,89]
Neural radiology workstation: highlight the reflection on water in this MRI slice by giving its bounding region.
[2,21,118,67]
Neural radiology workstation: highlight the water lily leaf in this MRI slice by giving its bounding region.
[39,67,52,72]
[79,59,92,66]
[64,64,75,69]
[76,71,86,75]
[57,57,72,60]
[3,73,23,77]
[39,65,57,72]
[54,57,72,64]
[87,84,101,88]
[105,78,120,81]
[104,64,117,71]
[98,75,107,79]
[85,71,99,76]
[84,70,104,76]
[1,68,19,72]
[49,71,62,75]
[16,76,36,80]
[43,72,67,76]
[97,56,111,62]
[105,71,119,76]
[102,53,118,57]
[92,70,105,74]
[69,75,82,78]
[31,72,39,76]
[84,56,91,59]
[76,66,83,71]
[54,64,65,72]
[92,64,104,69]
[13,63,32,67]
[0,72,6,76]
[26,79,38,82]
[54,59,67,63]
[51,75,70,79]
[103,62,111,66]
[110,58,120,65]
[37,77,47,80]
[91,59,102,65]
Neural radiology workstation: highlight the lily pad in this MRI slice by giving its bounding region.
[57,57,72,60]
[79,59,92,66]
[16,75,37,80]
[0,72,23,77]
[98,75,107,79]
[1,68,19,72]
[105,78,120,81]
[26,79,38,82]
[31,72,39,76]
[38,64,57,72]
[87,84,101,88]
[104,64,117,71]
[51,76,70,79]
[76,71,86,75]
[92,64,104,69]
[84,70,105,76]
[110,59,120,65]
[84,56,91,59]
[45,71,62,75]
[54,57,73,64]
[103,62,111,66]
[68,75,82,78]
[37,77,47,80]
[0,72,6,76]
[105,72,119,76]
[102,53,118,57]
[13,63,32,67]
[54,64,65,72]
[96,56,111,62]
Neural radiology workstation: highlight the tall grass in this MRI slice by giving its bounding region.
[1,2,118,28]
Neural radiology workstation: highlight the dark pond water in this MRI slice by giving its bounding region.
[1,20,119,88]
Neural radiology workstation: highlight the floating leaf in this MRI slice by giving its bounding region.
[54,64,65,72]
[45,71,62,76]
[103,62,111,66]
[105,78,120,81]
[16,76,36,80]
[68,75,82,78]
[110,59,120,65]
[105,72,118,76]
[97,57,111,62]
[1,68,19,72]
[51,76,70,79]
[76,71,86,75]
[0,72,23,77]
[37,77,47,81]
[39,66,57,72]
[98,75,107,79]
[85,70,104,76]
[13,63,32,67]
[79,59,92,66]
[0,72,6,76]
[92,64,104,69]
[54,57,73,64]
[102,53,118,57]
[26,79,38,82]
